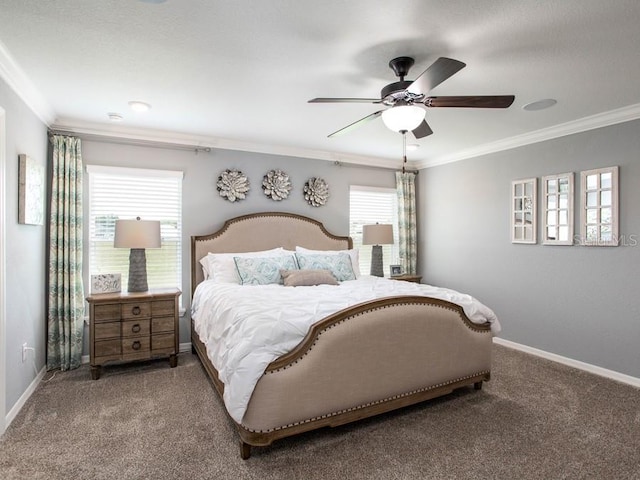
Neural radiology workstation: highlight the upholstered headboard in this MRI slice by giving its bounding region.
[191,212,352,295]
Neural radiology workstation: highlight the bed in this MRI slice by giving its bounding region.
[190,212,498,459]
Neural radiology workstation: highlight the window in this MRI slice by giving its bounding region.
[542,172,574,245]
[87,165,183,291]
[349,186,399,276]
[579,166,619,246]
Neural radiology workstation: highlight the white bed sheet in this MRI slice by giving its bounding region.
[191,276,500,423]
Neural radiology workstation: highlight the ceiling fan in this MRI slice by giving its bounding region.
[309,56,515,139]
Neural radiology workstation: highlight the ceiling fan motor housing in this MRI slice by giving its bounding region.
[381,81,424,106]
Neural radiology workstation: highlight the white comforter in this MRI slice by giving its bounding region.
[191,276,500,423]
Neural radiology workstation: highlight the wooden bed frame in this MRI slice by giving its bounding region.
[191,212,492,459]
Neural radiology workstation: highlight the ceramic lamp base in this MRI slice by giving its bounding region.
[128,248,149,292]
[370,245,384,277]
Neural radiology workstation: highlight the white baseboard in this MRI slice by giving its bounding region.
[493,337,640,388]
[5,366,46,429]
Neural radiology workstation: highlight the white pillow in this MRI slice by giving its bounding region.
[295,246,361,278]
[200,248,285,283]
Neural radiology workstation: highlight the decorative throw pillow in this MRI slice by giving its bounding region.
[201,248,285,283]
[295,246,361,278]
[294,252,356,282]
[280,269,338,287]
[233,255,298,285]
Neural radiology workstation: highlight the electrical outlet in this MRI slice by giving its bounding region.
[22,342,28,363]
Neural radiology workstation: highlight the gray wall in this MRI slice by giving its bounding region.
[419,120,640,378]
[81,140,397,348]
[0,78,48,412]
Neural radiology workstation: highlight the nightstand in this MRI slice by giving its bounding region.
[390,274,422,283]
[87,288,181,380]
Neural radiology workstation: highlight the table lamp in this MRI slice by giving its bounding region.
[114,217,161,292]
[362,223,394,277]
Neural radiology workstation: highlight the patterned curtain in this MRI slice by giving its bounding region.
[47,135,84,371]
[396,171,417,275]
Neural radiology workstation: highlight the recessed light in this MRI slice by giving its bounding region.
[128,101,151,112]
[138,0,167,3]
[108,113,123,122]
[406,144,420,151]
[523,98,557,111]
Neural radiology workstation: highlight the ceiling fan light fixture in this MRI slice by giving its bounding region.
[381,105,425,133]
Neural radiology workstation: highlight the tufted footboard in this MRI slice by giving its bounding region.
[192,295,492,458]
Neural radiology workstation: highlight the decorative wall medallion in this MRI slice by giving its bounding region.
[262,169,292,201]
[303,177,329,207]
[217,169,250,202]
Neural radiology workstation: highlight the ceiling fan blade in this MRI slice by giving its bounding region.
[309,97,381,104]
[412,119,433,139]
[425,95,515,108]
[327,110,384,138]
[407,57,466,96]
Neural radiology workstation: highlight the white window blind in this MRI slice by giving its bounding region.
[87,165,183,291]
[349,185,400,276]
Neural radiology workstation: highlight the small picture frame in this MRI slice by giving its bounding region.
[390,265,403,277]
[18,154,45,225]
[91,274,121,294]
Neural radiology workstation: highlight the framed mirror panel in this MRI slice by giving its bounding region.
[511,178,537,244]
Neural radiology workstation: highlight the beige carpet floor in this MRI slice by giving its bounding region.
[0,344,638,480]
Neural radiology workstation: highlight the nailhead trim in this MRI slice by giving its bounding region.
[242,370,490,433]
[266,301,490,375]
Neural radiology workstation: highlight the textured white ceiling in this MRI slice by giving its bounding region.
[1,0,639,168]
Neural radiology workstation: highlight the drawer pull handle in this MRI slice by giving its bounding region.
[131,306,141,316]
[131,324,141,333]
[132,341,141,350]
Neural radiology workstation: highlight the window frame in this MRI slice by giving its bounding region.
[86,165,184,292]
[349,185,400,276]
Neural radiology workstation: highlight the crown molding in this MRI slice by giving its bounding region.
[5,23,638,172]
[0,40,55,125]
[416,103,640,169]
[51,119,403,170]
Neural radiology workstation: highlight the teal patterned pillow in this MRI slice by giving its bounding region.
[295,252,356,282]
[233,255,298,285]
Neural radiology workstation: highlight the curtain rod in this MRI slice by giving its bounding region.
[47,129,418,172]
[47,129,211,152]
[332,160,419,174]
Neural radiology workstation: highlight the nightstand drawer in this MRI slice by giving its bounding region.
[95,338,121,357]
[152,316,175,333]
[94,321,121,340]
[152,300,175,316]
[94,303,121,322]
[152,333,175,353]
[122,319,150,337]
[121,302,151,319]
[122,337,151,360]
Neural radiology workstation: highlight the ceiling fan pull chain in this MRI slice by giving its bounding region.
[401,130,407,174]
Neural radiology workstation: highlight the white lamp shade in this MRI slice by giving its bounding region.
[381,105,425,132]
[362,224,394,245]
[114,219,161,249]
